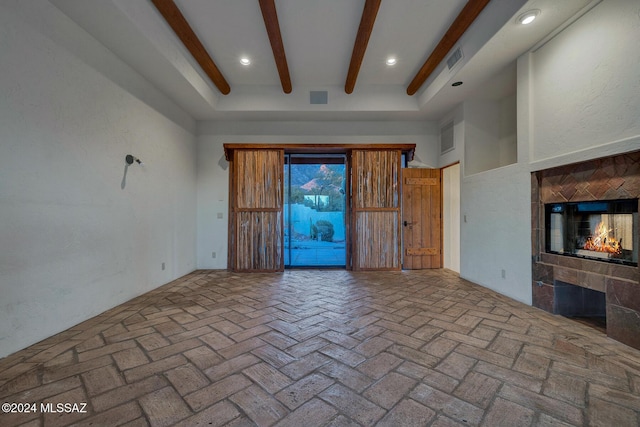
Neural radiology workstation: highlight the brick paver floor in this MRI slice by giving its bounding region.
[1,269,640,426]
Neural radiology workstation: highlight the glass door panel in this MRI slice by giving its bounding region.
[284,154,346,267]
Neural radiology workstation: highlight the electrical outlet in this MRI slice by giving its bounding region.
[212,252,216,259]
[217,212,223,219]
[501,269,506,279]
[464,215,467,223]
[162,262,165,271]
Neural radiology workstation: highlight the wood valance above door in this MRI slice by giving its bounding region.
[224,143,415,162]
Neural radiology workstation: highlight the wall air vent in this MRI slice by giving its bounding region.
[440,121,454,154]
[310,91,328,105]
[447,48,463,70]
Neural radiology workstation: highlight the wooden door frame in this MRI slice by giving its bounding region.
[225,144,415,271]
[441,161,460,272]
[283,153,349,268]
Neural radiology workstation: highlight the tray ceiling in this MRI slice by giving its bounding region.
[50,0,597,121]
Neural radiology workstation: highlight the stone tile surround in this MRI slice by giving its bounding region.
[532,150,640,349]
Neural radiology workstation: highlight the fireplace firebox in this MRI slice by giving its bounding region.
[545,199,638,266]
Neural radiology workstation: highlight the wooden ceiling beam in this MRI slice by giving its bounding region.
[151,0,230,95]
[345,0,382,94]
[259,0,292,94]
[406,0,491,96]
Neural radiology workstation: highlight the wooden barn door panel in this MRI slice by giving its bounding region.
[236,211,282,271]
[354,211,399,269]
[402,168,442,269]
[352,150,401,270]
[230,149,284,271]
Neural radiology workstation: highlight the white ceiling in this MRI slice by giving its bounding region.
[50,0,597,122]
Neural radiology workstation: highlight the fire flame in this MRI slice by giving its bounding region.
[583,222,622,254]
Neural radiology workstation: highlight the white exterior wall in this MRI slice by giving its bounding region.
[196,121,439,269]
[0,1,197,358]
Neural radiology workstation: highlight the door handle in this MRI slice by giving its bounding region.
[403,221,413,227]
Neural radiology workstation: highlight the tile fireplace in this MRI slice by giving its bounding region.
[532,151,640,350]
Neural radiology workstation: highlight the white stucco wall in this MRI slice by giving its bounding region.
[530,0,640,165]
[499,94,518,166]
[438,105,465,169]
[464,96,517,176]
[464,100,502,175]
[459,163,532,304]
[196,121,439,269]
[0,1,197,358]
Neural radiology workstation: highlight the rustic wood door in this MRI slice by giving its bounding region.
[351,150,402,270]
[229,149,284,271]
[402,168,442,269]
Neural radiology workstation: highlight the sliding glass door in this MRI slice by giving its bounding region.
[284,154,346,267]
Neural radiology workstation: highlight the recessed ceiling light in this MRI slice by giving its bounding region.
[451,81,463,87]
[517,9,540,25]
[386,57,397,66]
[240,57,251,66]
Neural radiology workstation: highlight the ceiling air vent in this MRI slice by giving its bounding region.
[310,91,328,105]
[447,48,463,70]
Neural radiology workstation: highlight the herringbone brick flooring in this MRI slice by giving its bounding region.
[1,269,640,426]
